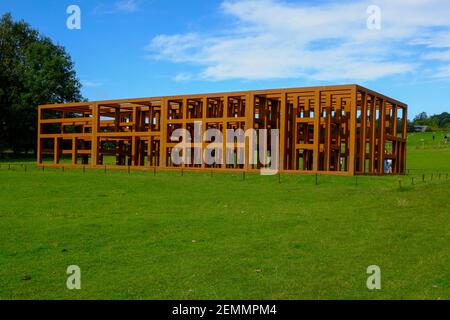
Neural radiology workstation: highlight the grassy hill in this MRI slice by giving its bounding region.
[0,132,449,299]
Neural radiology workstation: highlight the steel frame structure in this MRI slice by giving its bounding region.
[37,84,407,175]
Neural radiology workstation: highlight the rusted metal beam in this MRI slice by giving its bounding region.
[37,85,407,175]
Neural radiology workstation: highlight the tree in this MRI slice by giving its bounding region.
[414,112,428,122]
[411,111,450,130]
[435,112,450,128]
[0,13,84,155]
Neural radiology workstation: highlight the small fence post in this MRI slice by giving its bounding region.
[411,177,414,185]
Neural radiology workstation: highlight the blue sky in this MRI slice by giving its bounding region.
[1,0,450,119]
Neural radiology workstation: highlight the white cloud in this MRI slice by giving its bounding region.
[423,50,450,61]
[147,0,450,81]
[115,0,139,13]
[410,32,450,48]
[81,80,103,88]
[433,65,450,78]
[94,0,139,15]
[173,72,195,82]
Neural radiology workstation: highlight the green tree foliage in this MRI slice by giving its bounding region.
[412,112,450,130]
[0,13,84,155]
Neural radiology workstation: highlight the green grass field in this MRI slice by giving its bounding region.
[0,132,449,299]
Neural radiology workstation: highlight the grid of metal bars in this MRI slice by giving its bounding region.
[37,84,407,175]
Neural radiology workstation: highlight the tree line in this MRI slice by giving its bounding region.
[0,13,83,157]
[408,112,450,131]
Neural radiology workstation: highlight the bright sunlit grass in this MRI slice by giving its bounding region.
[0,132,449,299]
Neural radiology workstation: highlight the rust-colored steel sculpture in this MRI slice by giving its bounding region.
[37,84,407,175]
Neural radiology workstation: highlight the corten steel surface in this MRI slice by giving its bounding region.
[37,84,407,175]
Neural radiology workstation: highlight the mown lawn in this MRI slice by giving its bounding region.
[0,132,449,299]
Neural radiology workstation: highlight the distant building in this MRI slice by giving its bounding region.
[414,125,428,132]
